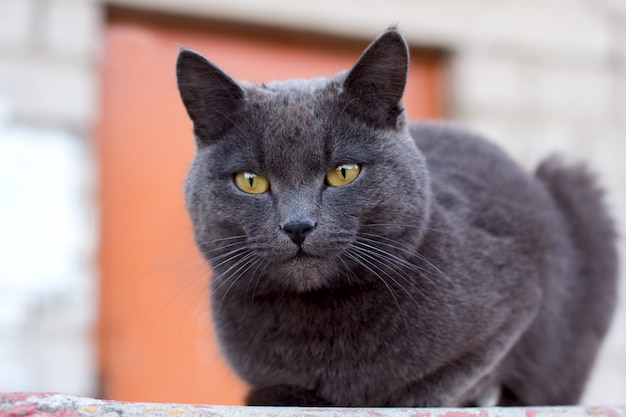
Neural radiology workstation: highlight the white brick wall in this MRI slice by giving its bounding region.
[0,0,100,396]
[0,0,100,130]
[0,0,624,405]
[0,0,36,48]
[0,110,97,395]
[0,58,96,129]
[42,0,101,58]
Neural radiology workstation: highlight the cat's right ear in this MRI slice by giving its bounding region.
[176,48,244,146]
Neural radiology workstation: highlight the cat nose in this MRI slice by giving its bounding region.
[282,222,316,246]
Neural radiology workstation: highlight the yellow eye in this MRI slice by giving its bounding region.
[234,171,270,194]
[325,163,361,187]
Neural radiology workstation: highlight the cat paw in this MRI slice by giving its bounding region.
[246,385,331,406]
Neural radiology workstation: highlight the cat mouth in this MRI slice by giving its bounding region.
[287,241,346,260]
[295,247,311,257]
[293,244,332,259]
[292,249,316,260]
[284,246,324,263]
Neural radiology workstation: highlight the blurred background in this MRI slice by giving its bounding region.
[0,0,624,406]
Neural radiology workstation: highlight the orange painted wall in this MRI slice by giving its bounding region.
[97,12,445,405]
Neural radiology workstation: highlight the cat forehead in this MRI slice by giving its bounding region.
[220,81,339,177]
[217,74,359,175]
[240,78,340,132]
[239,73,345,109]
[243,75,337,94]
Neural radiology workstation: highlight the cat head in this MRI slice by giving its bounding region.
[177,29,431,293]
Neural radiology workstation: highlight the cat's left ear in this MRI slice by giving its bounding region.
[341,28,409,129]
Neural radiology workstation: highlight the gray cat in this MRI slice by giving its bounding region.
[175,29,618,407]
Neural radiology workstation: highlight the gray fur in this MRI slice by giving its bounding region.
[176,29,618,406]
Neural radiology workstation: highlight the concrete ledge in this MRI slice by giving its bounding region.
[1,393,625,417]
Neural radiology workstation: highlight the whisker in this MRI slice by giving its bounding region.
[250,259,270,303]
[200,240,250,257]
[180,276,213,337]
[208,246,251,269]
[358,232,453,285]
[352,242,432,296]
[215,255,261,314]
[358,232,418,254]
[360,223,454,237]
[143,237,215,279]
[338,256,357,286]
[145,263,209,340]
[209,246,248,266]
[350,244,423,308]
[196,234,247,247]
[411,251,453,286]
[344,249,408,326]
[355,237,434,279]
[149,253,211,291]
[245,257,267,293]
[212,252,255,290]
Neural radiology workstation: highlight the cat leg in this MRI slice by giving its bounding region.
[463,385,501,407]
[246,385,332,406]
[390,296,541,407]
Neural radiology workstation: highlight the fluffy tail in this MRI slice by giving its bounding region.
[535,156,618,327]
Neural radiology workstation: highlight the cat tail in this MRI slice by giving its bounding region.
[535,155,619,325]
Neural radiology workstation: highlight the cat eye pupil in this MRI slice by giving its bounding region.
[341,167,347,179]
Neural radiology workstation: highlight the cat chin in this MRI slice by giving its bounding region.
[275,255,339,293]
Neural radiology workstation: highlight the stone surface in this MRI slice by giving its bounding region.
[1,393,625,417]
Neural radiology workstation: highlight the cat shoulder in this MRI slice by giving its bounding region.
[408,121,512,166]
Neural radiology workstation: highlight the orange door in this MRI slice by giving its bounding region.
[98,11,444,405]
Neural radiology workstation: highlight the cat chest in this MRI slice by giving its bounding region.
[215,295,425,392]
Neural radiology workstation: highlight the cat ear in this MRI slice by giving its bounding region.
[176,48,244,146]
[341,29,409,128]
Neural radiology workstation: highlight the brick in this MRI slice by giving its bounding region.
[0,0,36,50]
[584,356,626,404]
[456,118,531,165]
[526,63,615,121]
[610,26,626,124]
[2,56,96,128]
[450,52,528,117]
[127,0,613,61]
[589,132,626,178]
[454,56,616,122]
[41,0,102,58]
[524,123,590,164]
[601,0,626,17]
[24,312,97,394]
[585,305,626,404]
